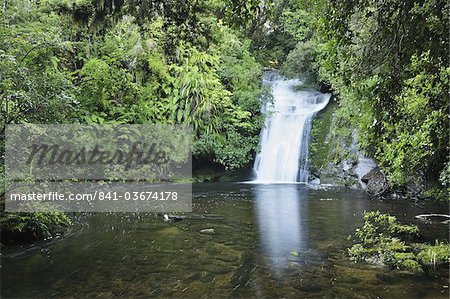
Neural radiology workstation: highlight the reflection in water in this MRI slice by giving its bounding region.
[254,184,307,268]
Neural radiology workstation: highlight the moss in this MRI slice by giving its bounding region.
[0,211,72,243]
[349,211,450,274]
[309,98,338,173]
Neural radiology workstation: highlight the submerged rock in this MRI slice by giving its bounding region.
[163,214,185,222]
[200,228,215,234]
[290,251,299,257]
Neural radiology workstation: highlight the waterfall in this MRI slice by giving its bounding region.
[253,72,331,183]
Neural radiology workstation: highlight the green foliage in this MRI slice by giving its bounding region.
[1,0,268,241]
[77,57,141,124]
[169,43,233,134]
[212,126,259,170]
[439,160,450,188]
[275,0,449,189]
[1,5,77,243]
[376,53,449,184]
[354,211,419,245]
[349,211,450,273]
[416,241,450,267]
[1,0,266,168]
[242,0,297,67]
[0,6,77,132]
[0,211,72,241]
[280,40,317,82]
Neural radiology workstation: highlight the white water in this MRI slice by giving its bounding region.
[253,73,331,183]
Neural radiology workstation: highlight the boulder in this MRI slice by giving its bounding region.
[309,178,321,185]
[361,167,387,196]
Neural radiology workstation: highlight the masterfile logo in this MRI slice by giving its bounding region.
[5,124,192,212]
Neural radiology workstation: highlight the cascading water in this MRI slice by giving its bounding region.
[253,72,331,183]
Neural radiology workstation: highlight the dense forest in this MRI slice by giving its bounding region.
[277,0,449,199]
[1,0,270,171]
[0,0,449,235]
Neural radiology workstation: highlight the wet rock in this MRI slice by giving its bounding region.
[309,178,321,185]
[163,214,185,222]
[231,253,256,290]
[183,272,199,280]
[318,162,359,187]
[293,278,324,293]
[355,156,377,187]
[287,255,304,264]
[342,160,352,171]
[198,271,215,282]
[215,255,239,263]
[361,167,387,196]
[287,255,302,262]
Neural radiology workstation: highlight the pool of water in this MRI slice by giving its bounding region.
[2,183,449,298]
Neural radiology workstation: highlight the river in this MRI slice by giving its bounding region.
[2,183,448,298]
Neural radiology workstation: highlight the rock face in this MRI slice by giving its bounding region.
[314,161,359,187]
[305,90,426,200]
[310,156,378,189]
[355,156,377,187]
[308,108,434,198]
[361,167,388,196]
[307,98,374,188]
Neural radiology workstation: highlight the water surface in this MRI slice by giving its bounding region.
[2,183,448,298]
